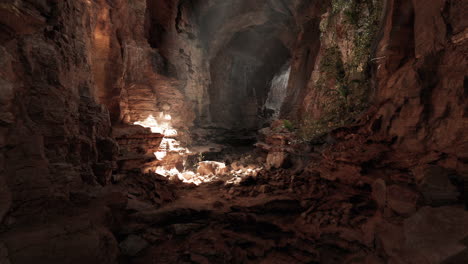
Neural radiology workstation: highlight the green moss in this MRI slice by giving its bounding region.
[352,1,383,67]
[300,46,368,142]
[320,46,346,87]
[298,0,383,142]
[283,120,295,131]
[297,118,330,142]
[331,0,350,14]
[319,18,329,34]
[328,0,383,69]
[343,1,360,26]
[318,46,348,100]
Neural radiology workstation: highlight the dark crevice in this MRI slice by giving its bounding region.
[385,0,415,73]
[175,0,187,33]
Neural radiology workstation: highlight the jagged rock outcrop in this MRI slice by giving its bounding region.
[0,0,116,217]
[113,125,163,173]
[0,1,119,262]
[371,0,467,159]
[281,0,467,175]
[0,0,180,263]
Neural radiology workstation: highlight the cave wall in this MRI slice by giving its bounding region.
[0,0,203,210]
[280,0,385,139]
[144,0,210,128]
[0,0,202,262]
[280,1,326,121]
[0,0,209,235]
[370,0,467,170]
[0,0,120,262]
[281,0,467,171]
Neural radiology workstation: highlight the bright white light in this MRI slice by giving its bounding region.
[265,66,291,118]
[133,115,264,186]
[134,115,163,133]
[154,151,167,160]
[133,114,179,137]
[164,129,178,137]
[152,161,265,186]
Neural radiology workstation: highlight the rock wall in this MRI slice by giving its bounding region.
[259,2,468,262]
[0,0,203,213]
[280,0,384,138]
[281,0,467,172]
[0,0,115,221]
[0,0,208,225]
[0,0,183,263]
[0,0,120,262]
[372,0,467,162]
[143,0,208,131]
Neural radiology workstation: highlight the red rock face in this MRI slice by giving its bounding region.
[0,0,200,261]
[281,0,467,174]
[0,1,121,262]
[372,0,467,159]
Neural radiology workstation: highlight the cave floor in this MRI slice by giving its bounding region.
[110,122,468,264]
[122,166,381,264]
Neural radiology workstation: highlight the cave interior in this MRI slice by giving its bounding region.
[0,0,467,263]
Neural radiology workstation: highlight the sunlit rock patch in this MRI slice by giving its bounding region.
[132,114,265,186]
[155,160,264,186]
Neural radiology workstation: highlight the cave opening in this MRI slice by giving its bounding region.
[179,1,299,172]
[207,27,291,144]
[125,0,301,184]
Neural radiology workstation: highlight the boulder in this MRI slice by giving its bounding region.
[266,152,287,169]
[119,235,148,256]
[231,161,243,171]
[181,171,196,181]
[415,165,460,206]
[403,206,468,263]
[386,185,418,215]
[197,161,228,175]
